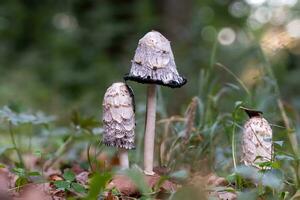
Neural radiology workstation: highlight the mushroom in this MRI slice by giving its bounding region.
[102,82,135,168]
[124,31,187,175]
[241,107,273,168]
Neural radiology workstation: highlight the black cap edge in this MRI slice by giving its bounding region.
[124,74,187,88]
[103,141,136,150]
[240,106,263,118]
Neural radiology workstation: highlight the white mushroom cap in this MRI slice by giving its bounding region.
[124,31,187,88]
[241,108,273,167]
[102,82,135,149]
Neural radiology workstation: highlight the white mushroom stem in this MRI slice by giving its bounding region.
[118,148,129,169]
[144,84,157,175]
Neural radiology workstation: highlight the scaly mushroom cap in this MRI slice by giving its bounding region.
[241,113,273,167]
[124,31,187,88]
[102,82,135,149]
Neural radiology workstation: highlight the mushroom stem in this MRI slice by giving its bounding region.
[118,149,129,168]
[144,84,157,175]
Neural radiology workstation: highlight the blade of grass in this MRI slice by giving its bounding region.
[215,63,251,96]
[9,121,25,168]
[43,134,73,171]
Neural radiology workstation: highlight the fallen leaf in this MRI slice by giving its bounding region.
[16,183,52,200]
[76,171,89,186]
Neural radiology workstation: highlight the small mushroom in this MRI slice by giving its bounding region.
[103,82,135,168]
[240,107,273,168]
[124,31,187,175]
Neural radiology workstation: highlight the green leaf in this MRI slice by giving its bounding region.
[226,173,237,183]
[54,180,71,190]
[276,154,294,161]
[235,165,260,182]
[15,177,28,188]
[261,169,284,190]
[28,171,41,176]
[234,101,243,110]
[237,189,258,200]
[71,182,86,193]
[169,169,188,180]
[63,170,76,182]
[0,147,13,155]
[12,168,26,177]
[33,150,42,157]
[257,160,280,169]
[0,164,5,168]
[85,172,112,200]
[274,140,284,147]
[280,191,289,200]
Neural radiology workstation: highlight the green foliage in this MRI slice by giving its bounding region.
[53,170,86,194]
[0,106,55,125]
[12,167,41,190]
[85,172,112,200]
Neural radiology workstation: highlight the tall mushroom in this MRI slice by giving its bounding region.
[241,107,273,168]
[103,82,135,168]
[124,31,187,175]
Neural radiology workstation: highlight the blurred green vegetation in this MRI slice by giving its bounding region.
[0,0,299,118]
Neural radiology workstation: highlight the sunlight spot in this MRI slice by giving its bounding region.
[270,7,289,25]
[245,0,266,6]
[247,17,263,30]
[218,28,236,45]
[268,0,298,7]
[286,19,300,38]
[254,7,272,24]
[229,1,249,18]
[53,13,78,32]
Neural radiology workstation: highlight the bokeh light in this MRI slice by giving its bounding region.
[286,19,300,38]
[218,28,236,45]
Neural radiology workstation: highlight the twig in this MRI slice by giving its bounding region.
[87,143,95,172]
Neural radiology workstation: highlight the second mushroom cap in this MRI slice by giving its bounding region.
[103,82,135,150]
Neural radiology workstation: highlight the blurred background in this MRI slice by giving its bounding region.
[0,0,300,119]
[0,1,300,198]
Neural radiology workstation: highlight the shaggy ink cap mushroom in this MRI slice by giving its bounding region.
[124,30,187,88]
[124,30,187,175]
[102,82,135,150]
[240,106,273,168]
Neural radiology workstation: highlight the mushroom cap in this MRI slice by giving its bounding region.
[241,116,273,167]
[240,106,263,118]
[102,82,135,150]
[124,31,187,88]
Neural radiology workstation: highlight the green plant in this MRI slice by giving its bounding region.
[12,167,41,190]
[53,170,86,194]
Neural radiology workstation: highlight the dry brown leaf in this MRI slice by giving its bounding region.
[0,168,10,191]
[145,174,177,191]
[108,175,137,196]
[16,183,52,200]
[23,154,40,171]
[215,191,237,200]
[206,173,227,187]
[76,171,89,186]
[189,173,237,200]
[108,174,177,197]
